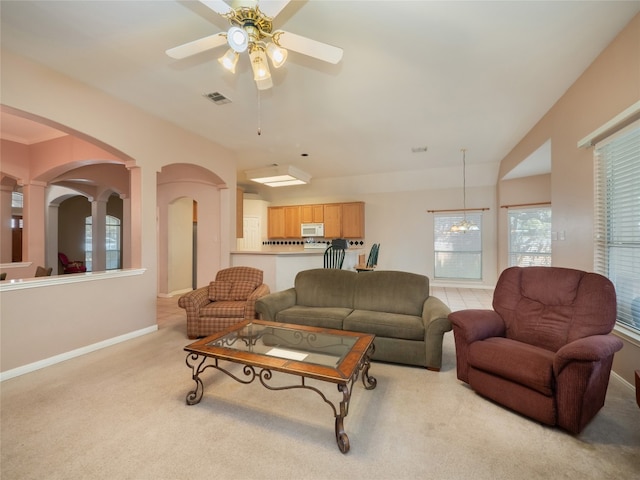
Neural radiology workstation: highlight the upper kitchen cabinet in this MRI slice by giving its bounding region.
[268,206,300,238]
[341,202,365,238]
[268,202,364,239]
[267,207,285,238]
[323,204,342,238]
[284,206,301,238]
[301,204,324,223]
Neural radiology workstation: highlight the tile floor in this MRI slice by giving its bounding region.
[157,287,494,330]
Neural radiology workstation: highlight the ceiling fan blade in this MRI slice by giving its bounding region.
[258,0,291,19]
[166,32,227,59]
[199,0,233,16]
[275,30,343,64]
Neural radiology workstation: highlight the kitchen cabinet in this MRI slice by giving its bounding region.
[301,204,324,223]
[284,206,301,238]
[267,207,285,238]
[341,202,365,238]
[269,202,364,239]
[323,204,342,238]
[268,206,300,238]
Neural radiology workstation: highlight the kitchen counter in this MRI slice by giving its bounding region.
[231,246,364,291]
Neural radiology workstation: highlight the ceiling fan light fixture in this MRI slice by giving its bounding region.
[227,26,249,53]
[266,41,288,68]
[217,48,239,73]
[249,46,271,81]
[245,165,311,187]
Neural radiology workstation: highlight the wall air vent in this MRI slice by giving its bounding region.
[204,91,231,105]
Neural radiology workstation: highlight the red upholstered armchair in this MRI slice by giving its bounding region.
[178,266,270,339]
[58,252,87,274]
[449,266,623,434]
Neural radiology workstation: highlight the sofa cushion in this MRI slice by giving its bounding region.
[468,337,555,396]
[294,269,357,309]
[275,305,351,330]
[353,271,429,316]
[209,281,233,301]
[200,301,246,318]
[344,310,424,341]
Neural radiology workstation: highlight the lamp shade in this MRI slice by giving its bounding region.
[218,49,239,73]
[266,42,288,68]
[249,46,271,82]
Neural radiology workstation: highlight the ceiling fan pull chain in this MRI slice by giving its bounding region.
[257,89,262,136]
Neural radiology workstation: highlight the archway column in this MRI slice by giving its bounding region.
[91,198,107,271]
[0,183,14,263]
[22,180,47,268]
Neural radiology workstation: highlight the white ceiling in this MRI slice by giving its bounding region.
[1,1,638,189]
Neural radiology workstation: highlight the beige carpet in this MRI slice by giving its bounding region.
[1,318,639,480]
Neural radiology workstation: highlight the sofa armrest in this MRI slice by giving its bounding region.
[244,284,271,320]
[255,288,297,321]
[449,309,506,343]
[553,334,624,375]
[449,309,505,382]
[420,296,452,371]
[553,334,623,433]
[178,286,210,317]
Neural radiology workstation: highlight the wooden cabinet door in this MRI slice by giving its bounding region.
[284,206,301,238]
[323,204,342,238]
[268,207,285,238]
[342,202,364,238]
[301,204,324,223]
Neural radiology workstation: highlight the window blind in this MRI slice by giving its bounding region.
[508,206,552,267]
[594,119,640,333]
[434,212,482,280]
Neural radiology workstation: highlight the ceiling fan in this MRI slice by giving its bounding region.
[166,0,343,90]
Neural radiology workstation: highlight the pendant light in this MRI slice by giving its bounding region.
[450,148,479,233]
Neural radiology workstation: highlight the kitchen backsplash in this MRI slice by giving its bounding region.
[262,239,365,246]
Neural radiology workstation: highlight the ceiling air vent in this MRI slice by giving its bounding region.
[204,91,231,105]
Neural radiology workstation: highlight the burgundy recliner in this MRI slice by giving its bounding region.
[449,266,623,434]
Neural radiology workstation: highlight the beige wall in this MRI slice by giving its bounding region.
[0,50,237,376]
[497,15,640,385]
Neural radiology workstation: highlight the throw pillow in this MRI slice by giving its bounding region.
[208,281,233,301]
[229,281,255,301]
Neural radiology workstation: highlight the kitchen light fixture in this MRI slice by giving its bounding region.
[450,148,480,233]
[245,165,311,187]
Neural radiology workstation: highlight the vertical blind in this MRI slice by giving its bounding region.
[434,212,482,279]
[508,206,552,267]
[594,119,640,333]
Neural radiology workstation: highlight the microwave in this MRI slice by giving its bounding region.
[301,223,324,237]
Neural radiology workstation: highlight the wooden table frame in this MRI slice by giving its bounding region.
[184,320,377,453]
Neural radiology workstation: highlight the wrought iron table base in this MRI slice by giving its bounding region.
[185,344,377,453]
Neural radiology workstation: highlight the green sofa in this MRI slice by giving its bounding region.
[255,268,452,371]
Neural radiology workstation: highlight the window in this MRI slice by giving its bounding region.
[594,120,640,334]
[85,215,122,271]
[508,206,552,267]
[434,212,482,280]
[105,215,121,270]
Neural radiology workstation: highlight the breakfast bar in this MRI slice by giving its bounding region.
[231,245,364,292]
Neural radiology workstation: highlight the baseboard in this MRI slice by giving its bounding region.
[0,325,158,382]
[610,370,634,392]
[158,288,192,298]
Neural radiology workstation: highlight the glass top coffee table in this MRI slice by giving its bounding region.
[184,319,376,453]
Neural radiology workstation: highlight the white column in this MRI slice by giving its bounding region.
[91,199,107,272]
[0,184,13,263]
